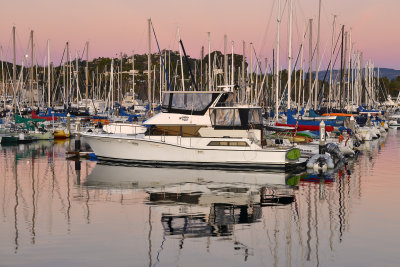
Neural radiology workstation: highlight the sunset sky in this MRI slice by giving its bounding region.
[1,0,399,69]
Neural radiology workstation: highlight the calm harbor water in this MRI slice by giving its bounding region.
[1,131,400,267]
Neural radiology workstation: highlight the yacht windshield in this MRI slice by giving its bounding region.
[162,92,219,115]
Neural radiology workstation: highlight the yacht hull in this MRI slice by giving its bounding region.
[83,133,303,170]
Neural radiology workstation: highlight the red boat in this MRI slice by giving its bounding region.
[275,122,335,132]
[31,111,58,121]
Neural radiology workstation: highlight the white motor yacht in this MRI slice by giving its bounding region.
[83,91,303,170]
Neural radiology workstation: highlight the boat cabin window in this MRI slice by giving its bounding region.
[210,108,263,129]
[162,92,219,115]
[207,141,249,147]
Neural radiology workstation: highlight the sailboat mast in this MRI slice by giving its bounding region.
[1,46,5,110]
[287,0,293,110]
[347,30,352,110]
[224,34,228,85]
[329,15,336,109]
[30,31,34,108]
[250,42,253,104]
[208,32,211,91]
[308,19,313,110]
[242,41,246,104]
[12,26,16,113]
[66,42,70,109]
[85,41,89,108]
[231,41,235,87]
[178,29,185,91]
[132,52,135,101]
[110,58,114,111]
[275,0,281,121]
[119,52,123,102]
[75,51,79,105]
[200,46,204,90]
[315,0,322,109]
[147,18,152,109]
[48,40,51,108]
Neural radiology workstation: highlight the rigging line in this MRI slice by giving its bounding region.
[67,42,89,105]
[317,28,343,105]
[259,0,276,57]
[275,26,309,109]
[150,21,172,91]
[277,42,303,108]
[51,45,67,104]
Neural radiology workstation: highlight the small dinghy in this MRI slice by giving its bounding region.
[306,154,335,172]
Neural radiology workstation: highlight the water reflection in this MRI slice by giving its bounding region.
[0,131,398,266]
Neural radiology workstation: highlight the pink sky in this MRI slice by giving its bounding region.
[1,0,399,69]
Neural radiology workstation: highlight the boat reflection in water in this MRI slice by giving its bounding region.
[86,162,298,239]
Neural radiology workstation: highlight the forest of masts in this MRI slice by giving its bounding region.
[0,10,387,113]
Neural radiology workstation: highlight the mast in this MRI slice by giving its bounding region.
[340,26,345,109]
[308,19,313,110]
[200,46,204,90]
[66,42,70,109]
[287,0,293,110]
[242,41,246,103]
[231,41,235,87]
[85,42,89,108]
[47,40,51,108]
[12,26,16,113]
[250,42,253,104]
[30,31,34,108]
[132,52,135,101]
[110,58,114,111]
[147,18,152,108]
[298,22,306,111]
[75,51,79,105]
[119,52,122,102]
[329,15,337,109]
[178,28,185,91]
[208,32,211,91]
[347,30,352,110]
[224,34,228,85]
[1,46,5,110]
[275,0,281,121]
[315,0,322,109]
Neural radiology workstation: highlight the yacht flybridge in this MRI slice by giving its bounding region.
[83,91,303,170]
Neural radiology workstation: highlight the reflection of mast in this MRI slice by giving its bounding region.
[292,195,305,259]
[148,206,152,267]
[273,206,279,267]
[85,184,90,224]
[306,184,311,261]
[327,184,334,251]
[338,173,344,241]
[67,160,71,232]
[2,149,9,219]
[31,154,36,244]
[13,151,19,253]
[314,181,320,266]
[286,206,292,267]
[85,161,90,224]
